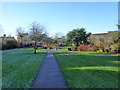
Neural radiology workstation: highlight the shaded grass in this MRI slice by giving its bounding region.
[2,48,47,88]
[55,52,119,88]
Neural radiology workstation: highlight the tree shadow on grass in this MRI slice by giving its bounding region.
[64,66,119,72]
[55,52,119,88]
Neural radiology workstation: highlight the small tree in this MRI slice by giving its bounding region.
[54,32,64,39]
[66,28,89,46]
[53,32,65,48]
[43,36,53,49]
[29,22,46,54]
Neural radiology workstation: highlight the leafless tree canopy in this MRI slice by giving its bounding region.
[54,32,64,39]
[29,22,46,42]
[16,27,25,36]
[29,21,47,54]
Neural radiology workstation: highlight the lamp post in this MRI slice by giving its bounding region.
[118,24,120,30]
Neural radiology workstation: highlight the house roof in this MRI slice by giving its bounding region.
[93,33,108,35]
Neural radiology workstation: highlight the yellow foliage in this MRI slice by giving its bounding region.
[97,49,103,52]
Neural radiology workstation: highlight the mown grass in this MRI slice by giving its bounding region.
[55,52,119,88]
[58,46,120,55]
[57,49,120,55]
[59,46,72,49]
[2,48,47,88]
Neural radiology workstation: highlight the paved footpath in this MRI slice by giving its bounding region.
[31,52,69,88]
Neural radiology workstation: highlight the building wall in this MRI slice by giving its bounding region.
[17,33,44,47]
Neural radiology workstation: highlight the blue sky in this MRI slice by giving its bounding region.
[1,2,118,38]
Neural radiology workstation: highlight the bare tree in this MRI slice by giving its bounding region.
[16,27,25,48]
[43,36,53,49]
[29,22,46,54]
[53,32,66,49]
[16,27,25,36]
[54,32,64,39]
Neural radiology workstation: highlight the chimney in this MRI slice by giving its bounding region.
[3,34,6,37]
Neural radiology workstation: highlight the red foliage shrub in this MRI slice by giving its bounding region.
[81,44,89,51]
[51,45,55,48]
[77,44,89,51]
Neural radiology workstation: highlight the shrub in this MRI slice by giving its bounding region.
[50,47,53,49]
[77,44,89,51]
[98,47,104,52]
[3,40,17,50]
[71,46,77,51]
[81,44,89,51]
[68,48,72,51]
[43,47,47,49]
[97,49,103,52]
[77,46,82,51]
[40,47,44,49]
[104,49,109,53]
[88,45,98,52]
[110,43,120,53]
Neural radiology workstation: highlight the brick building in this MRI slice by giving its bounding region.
[17,32,44,47]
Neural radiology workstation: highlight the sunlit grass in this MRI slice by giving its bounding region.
[65,66,118,72]
[2,48,47,88]
[55,52,119,88]
[112,61,120,64]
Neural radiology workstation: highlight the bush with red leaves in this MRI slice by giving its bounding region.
[78,44,89,51]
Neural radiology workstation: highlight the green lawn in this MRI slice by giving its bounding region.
[2,48,47,88]
[59,46,72,49]
[57,49,120,55]
[55,52,119,88]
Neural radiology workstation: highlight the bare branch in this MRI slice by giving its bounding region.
[28,21,47,54]
[16,27,25,36]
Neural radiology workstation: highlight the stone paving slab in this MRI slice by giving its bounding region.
[31,52,69,88]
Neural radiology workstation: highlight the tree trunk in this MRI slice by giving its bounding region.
[34,42,36,54]
[76,42,79,46]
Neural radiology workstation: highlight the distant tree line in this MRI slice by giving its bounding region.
[66,27,120,53]
[0,22,66,54]
[1,22,120,53]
